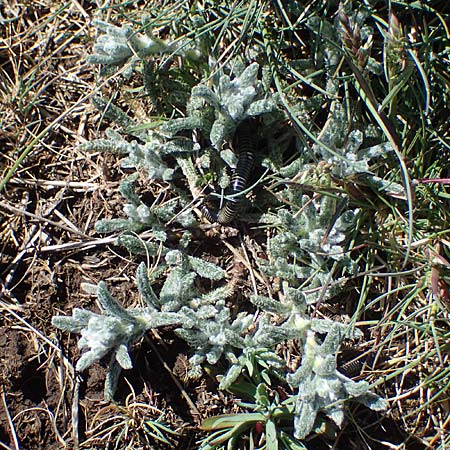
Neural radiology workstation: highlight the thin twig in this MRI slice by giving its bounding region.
[0,201,90,239]
[145,334,201,417]
[1,386,20,450]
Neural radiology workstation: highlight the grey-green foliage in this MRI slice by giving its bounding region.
[84,41,287,239]
[281,91,402,198]
[54,8,395,441]
[94,171,196,236]
[87,20,163,67]
[52,275,181,399]
[310,101,403,195]
[251,284,387,440]
[116,233,166,257]
[51,252,223,394]
[52,254,248,396]
[287,324,388,439]
[80,101,201,232]
[158,61,285,197]
[84,62,284,238]
[89,98,148,141]
[163,61,281,149]
[54,254,387,433]
[177,305,253,379]
[94,176,167,234]
[218,344,286,390]
[87,19,200,71]
[81,127,188,181]
[52,258,388,437]
[160,93,215,136]
[218,285,312,391]
[162,249,251,378]
[259,194,358,303]
[302,11,404,198]
[219,282,387,439]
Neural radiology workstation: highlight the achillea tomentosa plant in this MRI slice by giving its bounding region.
[258,194,359,305]
[249,287,387,439]
[182,61,279,147]
[87,19,201,74]
[82,60,280,241]
[54,8,395,443]
[53,258,387,436]
[52,270,182,400]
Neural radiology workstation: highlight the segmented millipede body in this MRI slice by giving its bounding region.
[201,120,256,224]
[338,358,365,377]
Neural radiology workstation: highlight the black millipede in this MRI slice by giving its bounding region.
[201,119,256,224]
[338,358,365,377]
